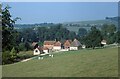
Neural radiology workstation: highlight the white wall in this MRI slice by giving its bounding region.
[33,48,40,55]
[60,49,69,51]
[101,42,106,45]
[43,50,49,54]
[53,46,61,50]
[82,45,86,49]
[70,47,78,50]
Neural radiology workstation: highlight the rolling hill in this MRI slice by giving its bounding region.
[2,47,118,77]
[14,17,119,33]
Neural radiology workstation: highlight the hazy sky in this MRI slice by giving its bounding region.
[3,2,118,24]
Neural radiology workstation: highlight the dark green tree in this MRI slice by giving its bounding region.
[2,5,19,51]
[101,24,116,44]
[116,31,120,44]
[85,26,103,49]
[25,42,31,51]
[2,5,20,64]
[78,28,87,37]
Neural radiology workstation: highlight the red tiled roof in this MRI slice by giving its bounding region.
[54,41,61,46]
[64,40,71,47]
[43,47,49,50]
[37,46,48,50]
[44,41,56,45]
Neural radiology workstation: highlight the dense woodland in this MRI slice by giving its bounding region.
[2,6,120,64]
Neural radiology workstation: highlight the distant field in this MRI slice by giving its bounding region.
[64,19,117,25]
[2,47,118,77]
[66,26,91,34]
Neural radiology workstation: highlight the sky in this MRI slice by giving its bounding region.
[2,2,118,24]
[1,0,119,2]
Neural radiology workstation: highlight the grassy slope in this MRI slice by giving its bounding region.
[66,27,91,33]
[64,19,117,33]
[2,47,118,77]
[64,20,116,25]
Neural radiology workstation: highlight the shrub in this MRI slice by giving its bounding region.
[18,43,26,51]
[17,51,34,60]
[2,47,18,65]
[10,47,17,59]
[2,51,11,64]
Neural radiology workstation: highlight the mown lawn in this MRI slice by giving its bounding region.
[2,47,118,77]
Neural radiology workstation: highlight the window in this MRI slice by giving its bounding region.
[35,50,38,52]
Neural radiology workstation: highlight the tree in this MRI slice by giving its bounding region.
[2,5,19,51]
[107,24,116,34]
[2,51,11,64]
[101,24,116,35]
[2,5,19,64]
[68,31,76,40]
[0,4,2,54]
[116,31,120,44]
[10,47,17,59]
[43,24,74,40]
[78,28,87,37]
[85,26,103,49]
[25,42,31,51]
[101,24,117,44]
[18,43,26,51]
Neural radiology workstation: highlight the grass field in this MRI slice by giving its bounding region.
[2,47,118,77]
[66,26,91,34]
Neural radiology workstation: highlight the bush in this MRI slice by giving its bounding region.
[19,42,33,51]
[10,47,17,59]
[18,43,26,51]
[17,51,34,60]
[2,47,18,65]
[2,51,11,65]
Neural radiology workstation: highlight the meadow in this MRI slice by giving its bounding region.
[2,47,118,77]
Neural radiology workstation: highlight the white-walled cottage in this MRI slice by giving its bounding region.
[53,41,61,51]
[33,48,41,55]
[70,39,82,50]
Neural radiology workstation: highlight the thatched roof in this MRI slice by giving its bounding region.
[32,42,38,47]
[71,39,82,47]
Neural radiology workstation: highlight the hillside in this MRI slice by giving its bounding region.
[14,17,118,33]
[63,19,117,25]
[14,23,55,29]
[3,47,118,77]
[62,18,118,33]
